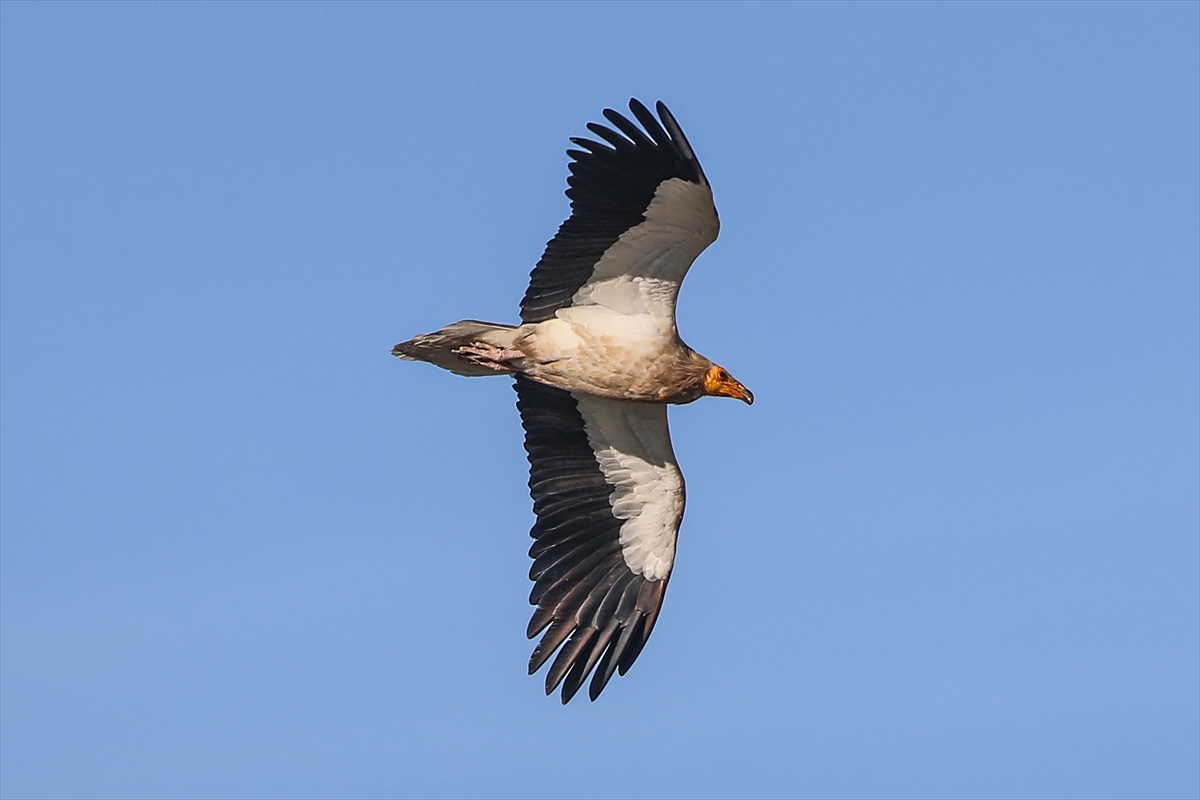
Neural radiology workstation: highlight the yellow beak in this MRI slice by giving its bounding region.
[704,367,754,405]
[723,377,754,405]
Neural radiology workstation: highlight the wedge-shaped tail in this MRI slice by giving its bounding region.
[392,320,519,377]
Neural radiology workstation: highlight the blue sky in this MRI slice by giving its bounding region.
[1,2,1197,798]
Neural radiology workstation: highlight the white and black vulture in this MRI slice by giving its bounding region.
[394,99,752,703]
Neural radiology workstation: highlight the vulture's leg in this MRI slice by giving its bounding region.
[452,342,525,373]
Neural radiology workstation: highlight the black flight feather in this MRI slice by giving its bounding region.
[519,99,708,323]
[515,376,672,702]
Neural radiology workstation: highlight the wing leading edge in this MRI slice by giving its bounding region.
[515,377,684,702]
[519,99,717,324]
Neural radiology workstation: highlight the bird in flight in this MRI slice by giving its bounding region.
[393,99,752,703]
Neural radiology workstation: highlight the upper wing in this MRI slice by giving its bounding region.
[519,99,719,326]
[515,376,685,703]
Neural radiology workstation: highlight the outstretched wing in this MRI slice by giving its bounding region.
[519,99,719,327]
[515,377,685,703]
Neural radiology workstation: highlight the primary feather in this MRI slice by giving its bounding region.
[393,99,751,702]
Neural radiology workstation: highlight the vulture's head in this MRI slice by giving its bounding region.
[702,365,754,405]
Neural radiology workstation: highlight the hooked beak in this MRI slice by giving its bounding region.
[726,378,754,405]
[704,367,754,405]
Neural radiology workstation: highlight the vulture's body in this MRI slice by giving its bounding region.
[393,100,751,703]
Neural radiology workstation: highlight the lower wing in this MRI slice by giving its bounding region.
[515,376,685,702]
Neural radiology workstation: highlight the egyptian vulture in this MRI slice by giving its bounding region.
[393,99,752,703]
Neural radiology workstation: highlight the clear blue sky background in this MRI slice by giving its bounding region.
[2,3,1197,798]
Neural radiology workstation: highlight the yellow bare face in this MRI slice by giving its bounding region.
[702,366,754,404]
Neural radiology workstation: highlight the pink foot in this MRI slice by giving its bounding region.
[452,342,525,372]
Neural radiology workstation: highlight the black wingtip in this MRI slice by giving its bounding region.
[519,98,710,322]
[652,99,705,184]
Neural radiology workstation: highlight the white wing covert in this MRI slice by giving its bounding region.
[519,100,719,328]
[395,99,745,706]
[516,377,685,703]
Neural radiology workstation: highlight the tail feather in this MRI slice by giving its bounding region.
[392,320,519,377]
